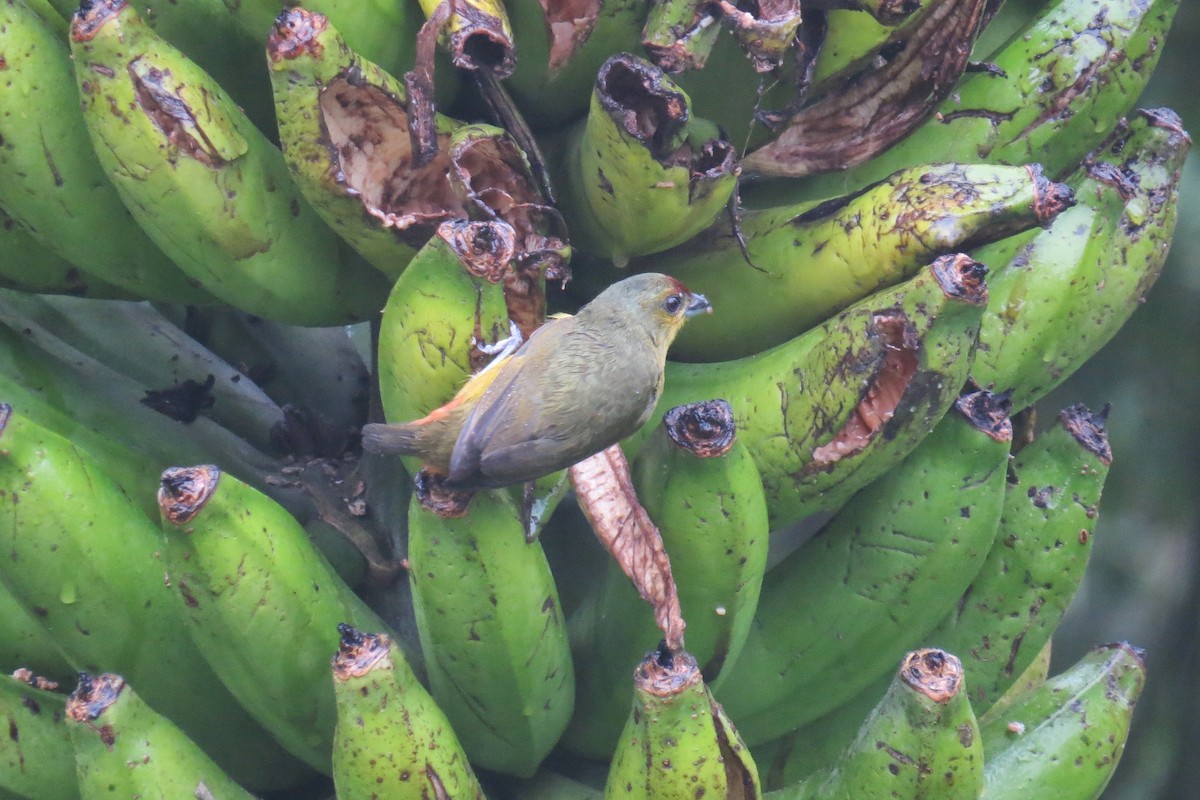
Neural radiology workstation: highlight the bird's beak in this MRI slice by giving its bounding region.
[685,292,712,317]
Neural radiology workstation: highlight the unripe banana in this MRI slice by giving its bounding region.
[416,0,515,76]
[69,0,391,326]
[0,407,308,792]
[770,0,1180,201]
[641,0,722,73]
[563,400,769,758]
[331,625,486,800]
[925,403,1112,713]
[0,579,74,686]
[0,211,125,298]
[978,642,1145,800]
[156,464,401,774]
[972,108,1189,407]
[715,389,1012,744]
[647,252,989,530]
[66,673,256,800]
[515,771,605,800]
[550,53,737,266]
[604,647,760,800]
[650,162,1071,361]
[505,0,649,127]
[0,674,77,800]
[769,649,983,800]
[407,488,575,777]
[0,0,214,303]
[267,8,465,281]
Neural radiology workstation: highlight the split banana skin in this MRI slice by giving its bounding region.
[0,0,1186,797]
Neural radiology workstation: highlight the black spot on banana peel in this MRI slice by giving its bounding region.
[66,672,123,725]
[158,465,221,525]
[661,399,736,457]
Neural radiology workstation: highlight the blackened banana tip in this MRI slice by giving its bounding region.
[158,465,221,524]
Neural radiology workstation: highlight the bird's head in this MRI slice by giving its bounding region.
[587,273,712,350]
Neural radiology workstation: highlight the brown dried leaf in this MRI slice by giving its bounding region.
[569,445,685,651]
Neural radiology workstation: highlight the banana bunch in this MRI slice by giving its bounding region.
[0,0,1187,797]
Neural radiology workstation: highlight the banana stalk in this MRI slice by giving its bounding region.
[267,8,466,281]
[769,649,983,800]
[67,673,256,800]
[331,625,486,800]
[604,648,760,799]
[642,0,722,72]
[407,488,575,777]
[925,403,1112,713]
[69,0,391,326]
[972,108,1189,406]
[774,0,1180,202]
[715,389,1012,743]
[416,0,515,76]
[712,0,804,73]
[651,162,1071,361]
[156,464,401,774]
[978,643,1146,800]
[564,400,769,758]
[647,253,989,530]
[550,53,737,266]
[0,407,309,792]
[0,674,77,800]
[0,0,214,303]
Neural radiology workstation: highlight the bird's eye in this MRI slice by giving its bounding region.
[663,294,683,314]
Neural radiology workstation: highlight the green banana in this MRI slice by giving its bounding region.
[0,292,286,453]
[769,649,983,800]
[515,771,605,800]
[766,0,1180,201]
[0,579,74,686]
[331,625,486,800]
[604,648,760,800]
[0,211,125,298]
[714,388,1012,744]
[978,642,1146,800]
[0,406,308,792]
[69,0,391,326]
[563,399,769,758]
[0,674,77,800]
[416,0,515,76]
[742,0,994,178]
[972,108,1189,407]
[712,0,803,73]
[267,7,465,281]
[66,673,256,800]
[156,464,400,773]
[828,0,924,24]
[0,0,213,303]
[647,252,989,530]
[406,487,575,777]
[505,0,649,127]
[924,403,1112,713]
[641,0,721,73]
[550,53,737,266]
[647,162,1071,361]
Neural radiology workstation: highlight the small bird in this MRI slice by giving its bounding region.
[362,273,712,490]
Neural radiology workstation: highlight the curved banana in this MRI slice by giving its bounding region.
[156,464,399,774]
[972,108,1189,406]
[769,649,983,800]
[649,162,1070,360]
[331,625,486,800]
[924,403,1112,713]
[604,648,759,800]
[1,674,77,800]
[0,407,308,792]
[267,8,465,281]
[0,211,126,298]
[647,252,989,530]
[67,673,256,800]
[550,53,737,266]
[978,643,1145,800]
[714,388,1012,744]
[0,0,214,303]
[407,487,575,777]
[69,0,391,326]
[564,400,769,758]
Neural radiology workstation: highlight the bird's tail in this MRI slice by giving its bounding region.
[360,422,423,455]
